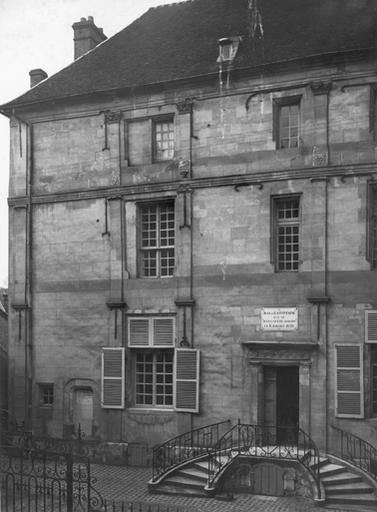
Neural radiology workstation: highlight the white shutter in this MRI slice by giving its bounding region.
[174,349,200,413]
[153,318,174,347]
[101,348,125,409]
[365,310,377,343]
[335,344,364,418]
[129,319,149,347]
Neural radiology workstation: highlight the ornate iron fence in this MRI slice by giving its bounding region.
[0,444,104,511]
[207,421,321,498]
[331,425,377,480]
[152,420,231,481]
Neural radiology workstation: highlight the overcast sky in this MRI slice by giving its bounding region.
[0,0,183,288]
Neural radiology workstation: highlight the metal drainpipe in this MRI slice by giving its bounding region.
[324,90,330,452]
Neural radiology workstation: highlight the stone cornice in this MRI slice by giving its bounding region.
[8,162,377,207]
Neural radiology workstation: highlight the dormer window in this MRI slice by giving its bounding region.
[217,37,241,63]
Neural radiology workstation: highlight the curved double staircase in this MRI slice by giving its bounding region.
[149,421,377,509]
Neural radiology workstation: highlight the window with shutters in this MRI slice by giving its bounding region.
[272,96,301,149]
[101,348,125,409]
[138,201,175,278]
[335,344,364,418]
[271,195,300,272]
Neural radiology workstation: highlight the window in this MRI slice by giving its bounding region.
[272,196,300,272]
[139,201,175,278]
[135,350,174,407]
[372,346,377,416]
[39,383,54,406]
[127,317,200,412]
[126,116,175,166]
[153,119,174,161]
[272,96,301,149]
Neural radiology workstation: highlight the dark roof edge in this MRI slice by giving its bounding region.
[0,46,373,117]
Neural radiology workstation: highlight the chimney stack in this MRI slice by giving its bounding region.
[29,69,48,88]
[72,16,107,60]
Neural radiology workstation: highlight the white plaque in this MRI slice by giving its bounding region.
[261,308,298,331]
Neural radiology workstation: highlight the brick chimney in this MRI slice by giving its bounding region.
[29,69,48,88]
[72,16,107,60]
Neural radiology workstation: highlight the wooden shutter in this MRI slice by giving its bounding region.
[175,349,200,413]
[129,319,149,347]
[101,348,125,409]
[365,310,377,343]
[335,345,363,418]
[153,318,174,347]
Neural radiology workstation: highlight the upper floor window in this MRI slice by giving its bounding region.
[272,196,300,272]
[126,116,175,166]
[273,96,301,149]
[153,119,174,161]
[139,201,175,278]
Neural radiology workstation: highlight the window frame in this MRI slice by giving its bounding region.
[39,383,54,407]
[270,194,301,272]
[133,348,174,409]
[137,200,175,278]
[152,116,175,163]
[272,95,302,150]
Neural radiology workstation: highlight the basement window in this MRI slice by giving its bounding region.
[39,383,54,407]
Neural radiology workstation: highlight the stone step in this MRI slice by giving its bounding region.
[318,462,348,477]
[176,466,208,483]
[164,474,205,489]
[326,494,377,506]
[325,482,374,495]
[321,473,363,486]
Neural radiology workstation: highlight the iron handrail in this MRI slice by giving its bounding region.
[207,422,321,498]
[331,425,377,480]
[152,419,231,481]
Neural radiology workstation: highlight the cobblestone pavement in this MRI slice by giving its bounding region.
[91,464,371,512]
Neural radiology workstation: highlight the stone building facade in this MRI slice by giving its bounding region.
[1,0,377,454]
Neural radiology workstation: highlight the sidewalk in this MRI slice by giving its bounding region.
[91,463,367,512]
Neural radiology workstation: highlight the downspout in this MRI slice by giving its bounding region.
[324,88,330,453]
[27,122,33,432]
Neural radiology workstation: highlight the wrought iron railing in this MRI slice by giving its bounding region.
[152,420,231,481]
[331,425,377,480]
[207,421,321,498]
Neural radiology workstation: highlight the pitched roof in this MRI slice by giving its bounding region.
[2,0,376,110]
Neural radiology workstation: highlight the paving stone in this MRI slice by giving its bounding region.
[91,463,367,512]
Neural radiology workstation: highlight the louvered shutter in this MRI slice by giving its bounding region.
[175,349,200,413]
[335,345,364,418]
[129,319,149,347]
[101,348,125,409]
[153,318,174,347]
[365,310,377,343]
